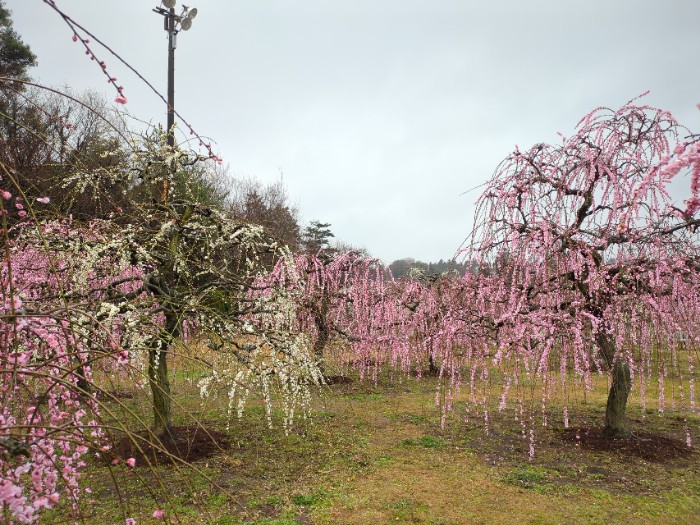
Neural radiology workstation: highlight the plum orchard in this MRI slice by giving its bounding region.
[1,5,699,516]
[2,89,700,522]
[260,102,700,442]
[255,252,489,391]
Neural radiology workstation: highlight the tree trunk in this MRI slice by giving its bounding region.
[147,312,179,444]
[427,339,439,376]
[596,332,631,437]
[313,313,329,375]
[148,345,174,443]
[74,359,91,397]
[312,295,330,375]
[604,358,631,437]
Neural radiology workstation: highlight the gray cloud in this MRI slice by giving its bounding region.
[9,0,700,262]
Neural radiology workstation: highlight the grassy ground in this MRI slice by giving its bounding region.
[42,369,699,525]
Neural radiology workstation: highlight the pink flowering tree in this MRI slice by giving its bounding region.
[466,101,700,437]
[253,251,493,404]
[389,269,479,377]
[247,251,474,384]
[0,189,109,523]
[247,251,392,377]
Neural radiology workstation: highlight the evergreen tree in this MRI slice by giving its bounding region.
[0,1,36,80]
[302,220,335,254]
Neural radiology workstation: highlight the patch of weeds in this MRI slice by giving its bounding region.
[551,464,579,478]
[248,496,283,507]
[590,488,614,501]
[559,485,582,496]
[387,498,413,510]
[207,492,230,506]
[384,411,399,421]
[346,452,372,472]
[169,498,205,518]
[401,435,444,449]
[375,454,394,466]
[291,491,330,507]
[407,413,428,425]
[352,420,369,431]
[501,465,554,492]
[215,516,242,525]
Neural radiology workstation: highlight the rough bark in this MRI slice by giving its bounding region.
[597,332,631,437]
[74,359,91,397]
[148,345,173,443]
[604,358,632,436]
[148,311,180,444]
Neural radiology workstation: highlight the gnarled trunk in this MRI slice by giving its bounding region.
[596,332,631,437]
[604,358,631,436]
[74,359,91,397]
[148,311,179,444]
[427,338,439,376]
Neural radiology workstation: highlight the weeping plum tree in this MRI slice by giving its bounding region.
[468,101,700,437]
[15,128,324,441]
[252,251,392,377]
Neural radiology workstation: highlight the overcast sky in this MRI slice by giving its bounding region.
[9,0,700,263]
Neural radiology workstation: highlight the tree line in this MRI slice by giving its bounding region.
[388,258,472,279]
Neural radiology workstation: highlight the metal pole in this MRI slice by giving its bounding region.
[163,7,176,203]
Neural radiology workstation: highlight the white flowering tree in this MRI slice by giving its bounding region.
[10,127,324,444]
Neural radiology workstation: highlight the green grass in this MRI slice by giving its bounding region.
[501,465,555,492]
[291,492,332,507]
[400,435,445,449]
[40,366,699,525]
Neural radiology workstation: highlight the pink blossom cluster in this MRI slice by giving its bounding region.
[0,221,148,522]
[657,141,700,216]
[0,282,101,523]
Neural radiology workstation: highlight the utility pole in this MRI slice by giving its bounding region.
[153,1,197,203]
[166,6,176,152]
